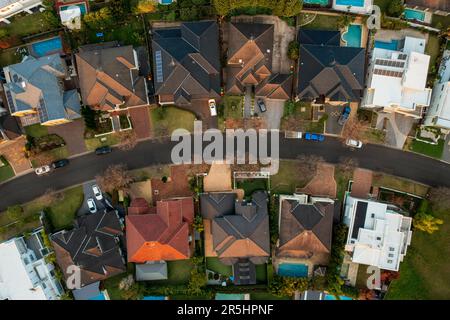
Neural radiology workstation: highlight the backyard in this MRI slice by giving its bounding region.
[298,13,340,30]
[372,173,429,197]
[3,12,58,40]
[150,106,196,136]
[206,257,232,276]
[236,179,268,197]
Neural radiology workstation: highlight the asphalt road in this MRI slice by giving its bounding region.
[1,135,449,211]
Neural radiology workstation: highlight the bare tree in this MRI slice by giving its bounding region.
[337,157,359,179]
[96,164,134,194]
[296,154,324,183]
[341,118,367,142]
[118,131,138,151]
[429,187,450,212]
[40,188,65,207]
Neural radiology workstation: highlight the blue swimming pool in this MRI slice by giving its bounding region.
[374,39,399,51]
[160,0,174,4]
[60,3,87,15]
[336,0,365,6]
[31,37,63,57]
[343,24,362,48]
[89,293,106,300]
[324,294,353,300]
[278,263,309,278]
[404,8,425,21]
[143,296,166,300]
[304,0,329,6]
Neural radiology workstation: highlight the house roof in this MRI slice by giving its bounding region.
[405,0,448,11]
[72,281,101,301]
[3,54,81,123]
[297,30,365,102]
[152,21,221,103]
[75,42,147,110]
[256,73,292,100]
[200,191,270,261]
[277,195,334,260]
[135,261,168,281]
[51,211,125,287]
[126,197,194,263]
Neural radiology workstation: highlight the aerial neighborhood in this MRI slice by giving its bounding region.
[0,0,449,302]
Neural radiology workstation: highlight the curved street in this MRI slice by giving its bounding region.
[1,135,449,211]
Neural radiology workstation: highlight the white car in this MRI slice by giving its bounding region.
[35,165,51,176]
[208,99,217,116]
[87,198,97,214]
[92,184,103,201]
[346,139,363,149]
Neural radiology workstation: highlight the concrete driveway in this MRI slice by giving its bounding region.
[77,181,111,216]
[255,98,284,129]
[177,99,218,129]
[244,86,253,118]
[48,119,87,156]
[376,113,416,149]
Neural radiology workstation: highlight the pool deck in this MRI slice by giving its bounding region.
[374,28,429,43]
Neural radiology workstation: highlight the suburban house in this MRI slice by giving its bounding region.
[56,1,88,29]
[425,49,450,130]
[363,36,432,119]
[343,195,413,272]
[200,191,270,285]
[276,194,336,278]
[0,0,43,24]
[75,41,149,111]
[151,21,221,105]
[332,0,373,14]
[405,0,449,14]
[2,54,81,126]
[51,211,126,288]
[0,230,63,300]
[126,197,194,265]
[297,29,365,104]
[226,22,292,100]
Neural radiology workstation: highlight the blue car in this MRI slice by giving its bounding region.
[338,106,351,125]
[304,132,325,142]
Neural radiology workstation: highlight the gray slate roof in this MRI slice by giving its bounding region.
[135,262,168,281]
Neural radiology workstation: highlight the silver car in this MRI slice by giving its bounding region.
[35,165,51,176]
[87,198,97,214]
[92,184,103,201]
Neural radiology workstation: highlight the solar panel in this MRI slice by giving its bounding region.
[375,59,405,69]
[37,98,48,122]
[373,68,403,78]
[155,50,164,83]
[5,89,15,113]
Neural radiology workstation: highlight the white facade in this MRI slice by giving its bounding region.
[364,36,432,119]
[0,233,62,300]
[59,5,81,30]
[0,0,43,24]
[425,50,450,129]
[332,0,373,14]
[343,195,413,272]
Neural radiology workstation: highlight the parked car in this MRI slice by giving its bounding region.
[35,165,51,176]
[95,146,112,155]
[304,132,325,142]
[346,139,363,149]
[338,106,351,125]
[92,184,103,201]
[51,159,69,169]
[208,99,217,116]
[285,131,303,139]
[87,198,97,214]
[257,98,267,113]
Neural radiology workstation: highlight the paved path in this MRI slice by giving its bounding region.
[244,86,252,118]
[2,135,450,211]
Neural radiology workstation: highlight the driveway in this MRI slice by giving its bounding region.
[177,99,218,129]
[313,104,347,136]
[244,86,253,118]
[77,181,110,217]
[48,119,87,156]
[442,134,450,164]
[376,113,416,149]
[129,106,152,139]
[255,98,284,129]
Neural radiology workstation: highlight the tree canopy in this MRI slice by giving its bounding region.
[213,0,303,17]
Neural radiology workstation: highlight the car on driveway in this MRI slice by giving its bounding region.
[51,159,69,169]
[304,132,325,142]
[92,184,103,201]
[338,106,351,125]
[257,98,267,113]
[346,139,363,149]
[95,146,112,155]
[87,198,97,214]
[208,99,217,116]
[35,165,51,176]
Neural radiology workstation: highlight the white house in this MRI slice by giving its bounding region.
[0,0,43,24]
[332,0,373,15]
[0,231,63,300]
[343,195,413,272]
[364,36,432,119]
[424,50,450,130]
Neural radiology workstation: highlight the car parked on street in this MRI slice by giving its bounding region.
[285,131,303,139]
[257,98,267,113]
[208,99,217,116]
[87,198,97,214]
[338,106,351,125]
[95,146,112,155]
[35,165,51,176]
[346,139,363,149]
[92,184,103,201]
[304,132,325,142]
[51,159,69,169]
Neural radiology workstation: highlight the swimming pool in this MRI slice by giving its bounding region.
[343,24,362,48]
[143,296,166,300]
[335,0,365,6]
[60,3,87,15]
[304,0,330,6]
[324,294,353,300]
[31,37,63,57]
[374,39,399,51]
[277,263,309,278]
[403,8,425,21]
[89,293,106,300]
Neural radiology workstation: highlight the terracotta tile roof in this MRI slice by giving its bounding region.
[126,197,194,263]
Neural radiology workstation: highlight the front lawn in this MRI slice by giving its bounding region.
[206,257,232,276]
[30,145,69,168]
[46,186,84,230]
[85,133,121,151]
[270,160,313,194]
[0,157,15,183]
[222,95,244,119]
[150,106,196,137]
[408,139,444,159]
[25,124,49,138]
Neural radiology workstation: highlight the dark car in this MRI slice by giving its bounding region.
[304,132,325,142]
[338,106,351,125]
[257,98,267,113]
[95,146,112,155]
[51,159,69,169]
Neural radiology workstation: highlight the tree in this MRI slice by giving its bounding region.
[81,106,97,130]
[42,11,60,28]
[41,189,64,207]
[0,28,9,40]
[193,215,204,233]
[338,14,353,29]
[109,0,130,20]
[118,131,138,151]
[212,0,231,16]
[387,0,404,18]
[429,187,450,212]
[341,118,367,142]
[96,164,133,194]
[6,205,23,222]
[337,157,359,178]
[413,212,443,234]
[133,0,157,14]
[83,7,112,29]
[287,41,299,61]
[187,268,207,296]
[269,275,308,297]
[296,154,324,184]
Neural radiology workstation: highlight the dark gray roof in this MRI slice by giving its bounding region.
[233,258,256,285]
[298,29,341,46]
[200,192,237,220]
[72,281,101,300]
[135,262,168,281]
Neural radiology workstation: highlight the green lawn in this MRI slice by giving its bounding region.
[85,133,121,151]
[150,106,196,136]
[25,124,48,138]
[31,146,69,168]
[385,207,450,299]
[236,179,268,197]
[251,292,291,300]
[431,14,450,30]
[270,160,312,194]
[372,173,429,197]
[165,260,194,285]
[0,158,15,183]
[334,168,351,201]
[6,12,57,38]
[425,34,441,72]
[47,186,84,230]
[0,49,23,68]
[255,264,268,284]
[206,257,232,276]
[408,139,445,159]
[103,264,134,300]
[374,0,392,13]
[300,13,340,30]
[222,95,243,119]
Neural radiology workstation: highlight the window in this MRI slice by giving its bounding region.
[371,213,375,218]
[387,259,393,264]
[376,237,381,241]
[23,257,29,265]
[389,247,395,252]
[388,253,394,258]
